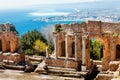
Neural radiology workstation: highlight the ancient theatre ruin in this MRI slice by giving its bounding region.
[45,20,120,71]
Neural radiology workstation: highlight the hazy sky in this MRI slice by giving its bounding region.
[0,0,102,10]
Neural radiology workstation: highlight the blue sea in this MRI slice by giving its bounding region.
[0,10,84,36]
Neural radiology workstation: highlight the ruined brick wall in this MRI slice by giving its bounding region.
[0,32,25,63]
[59,21,120,36]
[45,58,81,69]
[0,33,2,51]
[53,20,120,71]
[1,53,25,63]
[61,22,87,33]
[0,24,25,64]
[10,32,19,53]
[101,22,120,34]
[0,32,19,53]
[87,20,102,37]
[2,32,10,52]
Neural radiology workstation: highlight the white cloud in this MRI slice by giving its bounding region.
[0,0,102,10]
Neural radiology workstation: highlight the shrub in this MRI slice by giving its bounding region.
[90,39,103,60]
[25,49,34,55]
[33,39,48,55]
[55,24,63,32]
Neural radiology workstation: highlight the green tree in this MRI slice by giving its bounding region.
[20,29,47,55]
[33,39,48,56]
[90,39,103,60]
[10,26,18,33]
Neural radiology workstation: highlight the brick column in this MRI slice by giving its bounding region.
[102,33,110,71]
[65,34,69,59]
[74,32,80,61]
[54,34,58,59]
[82,36,87,64]
[81,35,88,71]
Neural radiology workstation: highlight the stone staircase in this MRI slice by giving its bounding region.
[96,61,120,80]
[47,66,87,78]
[35,61,87,78]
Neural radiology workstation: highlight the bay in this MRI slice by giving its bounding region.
[0,10,84,36]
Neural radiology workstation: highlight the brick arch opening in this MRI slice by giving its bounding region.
[116,44,120,60]
[90,38,104,60]
[61,41,66,57]
[72,42,75,57]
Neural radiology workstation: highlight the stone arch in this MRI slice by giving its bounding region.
[89,35,111,71]
[58,41,66,57]
[88,36,109,70]
[111,38,120,60]
[61,41,66,57]
[89,37,104,60]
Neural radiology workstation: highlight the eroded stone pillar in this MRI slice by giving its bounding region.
[46,47,49,58]
[65,34,69,59]
[81,35,88,71]
[82,36,86,64]
[75,35,78,61]
[110,38,116,61]
[74,32,80,61]
[54,34,58,59]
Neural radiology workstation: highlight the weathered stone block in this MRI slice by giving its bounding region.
[45,58,81,70]
[96,74,113,80]
[109,61,119,71]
